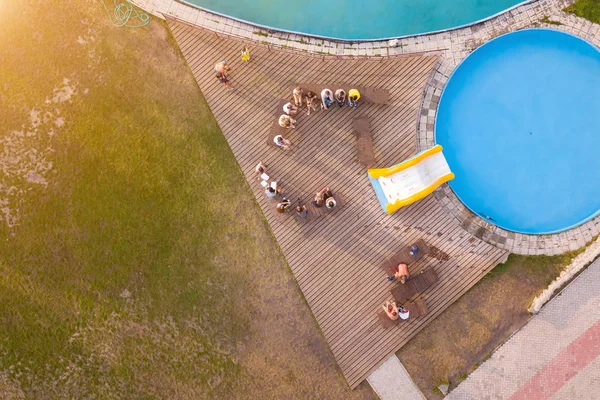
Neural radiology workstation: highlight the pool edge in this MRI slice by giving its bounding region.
[417,21,600,255]
[434,28,600,236]
[167,0,536,42]
[130,0,538,51]
[132,0,600,255]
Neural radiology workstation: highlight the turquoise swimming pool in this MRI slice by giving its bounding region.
[436,29,600,234]
[184,0,525,40]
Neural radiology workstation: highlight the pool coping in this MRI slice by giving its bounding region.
[165,0,537,42]
[434,28,600,236]
[130,0,536,58]
[417,6,600,255]
[132,0,600,254]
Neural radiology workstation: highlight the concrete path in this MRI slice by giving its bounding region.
[368,355,425,400]
[448,257,600,400]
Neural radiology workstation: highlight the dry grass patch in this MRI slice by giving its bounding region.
[397,253,577,398]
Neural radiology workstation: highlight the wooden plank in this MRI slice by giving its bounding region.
[356,136,375,166]
[166,19,509,389]
[353,116,375,167]
[404,297,429,318]
[377,310,401,329]
[391,268,438,305]
[353,116,370,134]
[382,238,431,277]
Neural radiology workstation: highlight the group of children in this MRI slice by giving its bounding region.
[313,186,337,209]
[255,162,338,217]
[217,54,407,322]
[217,55,342,214]
[214,56,361,151]
[255,162,292,213]
[274,86,362,149]
[319,88,361,110]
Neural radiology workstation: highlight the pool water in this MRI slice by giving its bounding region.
[185,0,524,40]
[436,29,600,234]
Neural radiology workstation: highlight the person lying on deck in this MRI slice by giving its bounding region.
[348,88,360,108]
[276,197,292,213]
[396,263,409,283]
[321,88,335,110]
[305,91,319,115]
[293,87,304,106]
[283,101,298,116]
[387,262,410,283]
[334,89,347,107]
[278,114,297,129]
[273,135,292,150]
[383,301,399,321]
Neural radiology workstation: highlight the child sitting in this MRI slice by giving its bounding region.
[278,114,296,129]
[348,88,360,108]
[305,91,319,115]
[273,135,292,150]
[276,197,292,213]
[283,101,298,116]
[313,186,331,207]
[295,205,308,218]
[383,301,399,321]
[334,89,347,107]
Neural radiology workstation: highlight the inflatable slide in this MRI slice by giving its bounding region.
[368,145,455,214]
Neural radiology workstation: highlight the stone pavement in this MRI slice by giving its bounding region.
[447,257,600,400]
[367,355,425,400]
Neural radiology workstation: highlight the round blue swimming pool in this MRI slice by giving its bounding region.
[436,29,600,234]
[185,0,524,40]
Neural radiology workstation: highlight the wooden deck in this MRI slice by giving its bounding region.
[167,18,508,389]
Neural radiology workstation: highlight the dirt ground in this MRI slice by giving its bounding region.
[397,253,576,399]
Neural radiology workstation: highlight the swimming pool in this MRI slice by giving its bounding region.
[184,0,525,40]
[436,29,600,234]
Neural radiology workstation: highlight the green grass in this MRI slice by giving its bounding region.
[0,2,372,398]
[564,0,600,24]
[540,15,563,25]
[0,3,247,395]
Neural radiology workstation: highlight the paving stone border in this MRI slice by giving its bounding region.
[132,0,600,255]
[130,0,533,57]
[418,0,600,255]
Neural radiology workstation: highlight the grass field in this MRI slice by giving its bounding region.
[564,0,600,23]
[397,252,578,398]
[0,1,373,398]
